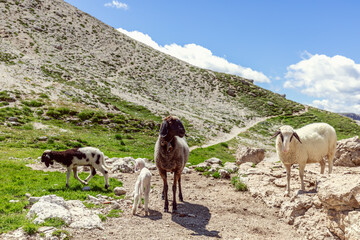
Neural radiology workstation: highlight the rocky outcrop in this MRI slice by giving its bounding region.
[236,146,265,165]
[27,195,103,230]
[239,156,360,240]
[107,157,156,173]
[334,136,360,167]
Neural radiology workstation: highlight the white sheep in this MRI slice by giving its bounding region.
[155,116,189,213]
[272,122,337,195]
[41,147,110,189]
[132,158,152,215]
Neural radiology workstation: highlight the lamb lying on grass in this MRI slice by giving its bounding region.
[41,147,110,189]
[132,158,152,216]
[272,122,337,196]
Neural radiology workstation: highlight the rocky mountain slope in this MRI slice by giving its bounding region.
[0,0,304,140]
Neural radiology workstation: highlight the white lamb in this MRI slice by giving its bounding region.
[132,158,152,215]
[272,122,337,196]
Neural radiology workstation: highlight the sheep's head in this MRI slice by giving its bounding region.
[271,125,302,153]
[41,150,54,168]
[159,116,186,139]
[135,158,146,172]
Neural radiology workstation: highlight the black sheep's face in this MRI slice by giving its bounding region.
[160,118,186,138]
[41,152,54,167]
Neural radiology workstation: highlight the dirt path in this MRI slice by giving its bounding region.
[189,116,269,152]
[70,170,301,240]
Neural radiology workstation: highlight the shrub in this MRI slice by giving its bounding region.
[231,176,248,191]
[23,222,38,235]
[78,109,95,121]
[22,100,44,107]
[212,171,220,178]
[46,109,61,119]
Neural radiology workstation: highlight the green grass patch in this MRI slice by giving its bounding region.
[0,157,122,234]
[231,176,248,191]
[245,107,360,141]
[189,142,236,165]
[106,209,123,218]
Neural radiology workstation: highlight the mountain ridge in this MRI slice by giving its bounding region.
[0,0,309,141]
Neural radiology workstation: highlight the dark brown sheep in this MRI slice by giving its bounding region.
[41,147,110,189]
[154,116,189,212]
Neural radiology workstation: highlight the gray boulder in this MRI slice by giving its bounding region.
[27,195,103,229]
[236,146,265,165]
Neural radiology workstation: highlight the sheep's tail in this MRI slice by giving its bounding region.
[99,152,110,170]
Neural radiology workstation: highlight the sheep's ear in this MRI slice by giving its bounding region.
[271,130,281,139]
[159,120,169,137]
[292,132,302,143]
[175,119,185,138]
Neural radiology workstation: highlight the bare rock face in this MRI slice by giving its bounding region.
[239,159,342,240]
[236,146,265,165]
[334,136,360,167]
[317,174,360,211]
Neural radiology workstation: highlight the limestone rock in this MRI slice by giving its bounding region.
[218,169,230,179]
[236,146,265,165]
[317,174,360,211]
[111,157,135,173]
[279,195,313,225]
[27,195,103,229]
[223,161,238,173]
[334,136,360,167]
[205,157,222,165]
[344,211,360,240]
[114,187,127,196]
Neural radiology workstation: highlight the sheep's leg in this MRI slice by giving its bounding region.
[138,180,143,208]
[84,166,96,184]
[327,150,335,174]
[96,165,110,189]
[132,180,140,215]
[144,182,150,216]
[320,159,325,174]
[72,167,86,185]
[159,169,168,212]
[172,172,180,213]
[299,164,306,191]
[178,174,183,202]
[66,168,71,188]
[284,164,291,196]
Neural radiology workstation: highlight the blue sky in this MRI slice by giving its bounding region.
[65,0,360,114]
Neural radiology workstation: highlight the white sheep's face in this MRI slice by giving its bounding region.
[272,125,302,153]
[279,126,294,153]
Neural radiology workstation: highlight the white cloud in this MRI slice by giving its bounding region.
[104,1,128,10]
[117,28,270,83]
[284,53,360,113]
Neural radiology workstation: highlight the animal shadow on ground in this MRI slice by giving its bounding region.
[138,209,163,221]
[171,201,220,238]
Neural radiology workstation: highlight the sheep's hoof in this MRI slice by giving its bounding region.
[105,184,109,189]
[164,207,169,213]
[66,184,69,188]
[283,191,290,197]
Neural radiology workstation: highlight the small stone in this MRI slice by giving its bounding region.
[112,203,121,209]
[82,186,91,191]
[205,157,222,165]
[114,187,127,196]
[38,136,48,141]
[29,197,40,204]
